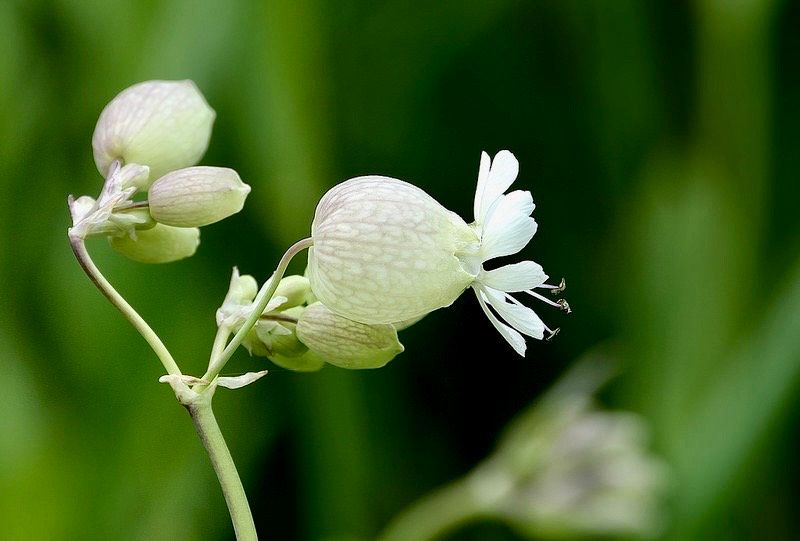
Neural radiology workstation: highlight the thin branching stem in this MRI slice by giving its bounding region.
[199,237,313,385]
[69,234,181,376]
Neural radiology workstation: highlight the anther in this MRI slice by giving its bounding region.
[557,299,571,313]
[545,327,561,341]
[551,278,566,296]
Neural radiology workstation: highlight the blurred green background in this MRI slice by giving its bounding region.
[2,0,799,539]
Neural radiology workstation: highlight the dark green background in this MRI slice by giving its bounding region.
[1,0,798,539]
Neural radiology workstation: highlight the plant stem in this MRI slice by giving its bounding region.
[187,392,257,541]
[69,234,181,376]
[209,325,231,370]
[376,478,482,541]
[200,237,313,384]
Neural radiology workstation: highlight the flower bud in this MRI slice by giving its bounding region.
[270,350,326,372]
[274,275,311,309]
[255,307,308,358]
[228,270,259,305]
[296,302,404,369]
[68,195,96,225]
[241,306,325,372]
[148,166,251,227]
[92,80,215,183]
[108,223,200,263]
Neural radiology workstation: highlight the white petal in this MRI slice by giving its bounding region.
[473,151,491,222]
[482,287,545,340]
[479,261,548,292]
[500,190,534,217]
[474,287,526,356]
[480,194,538,262]
[474,150,519,224]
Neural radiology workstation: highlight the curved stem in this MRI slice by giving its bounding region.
[188,393,257,540]
[377,478,482,541]
[200,237,313,384]
[69,234,181,376]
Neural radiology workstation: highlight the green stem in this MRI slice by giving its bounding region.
[377,478,482,541]
[208,325,231,370]
[70,233,258,538]
[69,234,181,376]
[199,237,313,384]
[187,392,257,541]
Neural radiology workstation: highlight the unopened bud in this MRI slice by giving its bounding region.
[243,307,325,372]
[296,302,404,369]
[148,166,251,227]
[109,223,200,263]
[228,268,259,305]
[256,307,307,358]
[270,350,326,372]
[92,80,215,182]
[274,275,311,309]
[68,195,96,224]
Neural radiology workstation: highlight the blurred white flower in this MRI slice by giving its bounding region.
[467,360,670,539]
[307,150,568,355]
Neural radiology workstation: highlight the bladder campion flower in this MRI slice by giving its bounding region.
[306,150,568,355]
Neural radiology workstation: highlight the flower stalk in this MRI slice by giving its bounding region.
[199,237,314,385]
[186,386,257,541]
[68,234,182,376]
[71,233,264,539]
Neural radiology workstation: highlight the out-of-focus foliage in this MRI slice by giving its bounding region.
[1,0,798,540]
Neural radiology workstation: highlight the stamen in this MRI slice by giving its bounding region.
[557,299,571,313]
[537,277,566,295]
[524,289,563,309]
[545,327,560,341]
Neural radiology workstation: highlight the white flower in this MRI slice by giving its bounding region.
[307,150,568,356]
[467,360,669,538]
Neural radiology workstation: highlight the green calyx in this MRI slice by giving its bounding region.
[296,302,404,369]
[109,224,200,263]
